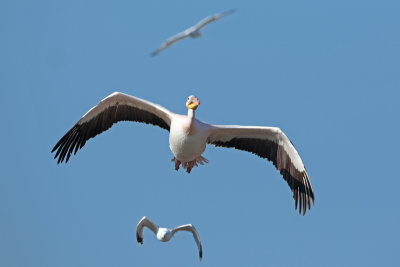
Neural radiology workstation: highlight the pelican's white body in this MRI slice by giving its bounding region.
[169,116,210,162]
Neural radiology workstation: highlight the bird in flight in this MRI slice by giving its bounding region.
[151,9,235,56]
[136,216,203,261]
[51,92,314,215]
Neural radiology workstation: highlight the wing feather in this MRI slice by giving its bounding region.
[172,224,203,260]
[52,92,174,163]
[193,9,235,30]
[151,31,190,56]
[136,216,159,245]
[208,125,314,215]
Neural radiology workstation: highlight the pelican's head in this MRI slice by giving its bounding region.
[186,95,200,110]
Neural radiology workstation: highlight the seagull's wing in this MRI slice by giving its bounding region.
[151,30,191,56]
[207,125,314,215]
[51,92,174,163]
[192,9,235,31]
[136,216,159,245]
[172,224,203,261]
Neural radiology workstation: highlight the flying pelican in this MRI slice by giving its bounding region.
[151,9,235,56]
[51,92,314,215]
[136,216,203,261]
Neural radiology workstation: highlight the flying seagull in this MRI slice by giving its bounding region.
[51,92,314,215]
[136,216,203,261]
[151,9,235,56]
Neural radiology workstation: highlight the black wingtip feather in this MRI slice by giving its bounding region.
[136,232,143,244]
[211,137,315,215]
[51,103,170,164]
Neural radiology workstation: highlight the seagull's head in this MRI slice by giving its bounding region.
[157,228,170,241]
[186,95,200,111]
[190,31,203,38]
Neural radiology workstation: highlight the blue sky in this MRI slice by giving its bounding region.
[1,0,399,266]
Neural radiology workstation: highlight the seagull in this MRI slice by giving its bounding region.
[136,216,203,261]
[51,92,314,215]
[151,9,235,56]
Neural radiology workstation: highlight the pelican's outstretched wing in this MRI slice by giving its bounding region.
[51,92,174,163]
[151,31,191,56]
[136,216,159,245]
[172,224,203,261]
[208,125,314,215]
[192,9,235,31]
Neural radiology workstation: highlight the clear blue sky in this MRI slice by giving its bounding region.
[1,0,399,266]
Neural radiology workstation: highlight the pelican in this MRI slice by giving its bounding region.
[51,92,314,215]
[136,216,202,261]
[151,9,235,56]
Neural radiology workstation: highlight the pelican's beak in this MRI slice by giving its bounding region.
[186,97,200,110]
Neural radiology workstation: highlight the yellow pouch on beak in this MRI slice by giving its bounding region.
[187,102,199,110]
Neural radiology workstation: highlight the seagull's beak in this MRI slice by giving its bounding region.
[186,98,200,110]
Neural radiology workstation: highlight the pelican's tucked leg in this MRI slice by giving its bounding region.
[197,156,209,165]
[181,155,209,173]
[171,157,181,171]
[186,161,195,173]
